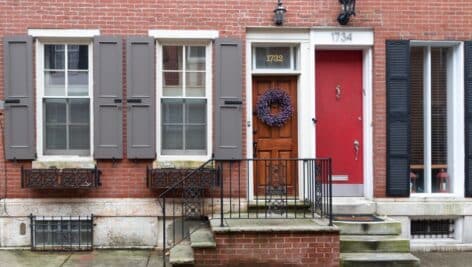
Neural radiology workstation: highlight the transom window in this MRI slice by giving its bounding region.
[409,45,455,193]
[252,45,298,70]
[41,44,91,156]
[160,45,208,156]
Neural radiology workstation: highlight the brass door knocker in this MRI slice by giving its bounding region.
[336,84,342,100]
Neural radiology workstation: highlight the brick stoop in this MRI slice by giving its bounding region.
[335,216,420,267]
[171,218,340,267]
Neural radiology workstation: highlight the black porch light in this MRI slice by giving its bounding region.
[274,0,287,26]
[337,0,356,25]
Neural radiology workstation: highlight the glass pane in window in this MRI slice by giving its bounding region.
[185,125,206,151]
[162,125,183,150]
[186,46,205,71]
[70,125,90,150]
[44,45,65,69]
[70,99,90,123]
[68,45,88,70]
[431,47,449,193]
[255,47,291,69]
[46,125,67,150]
[186,99,206,124]
[45,71,65,96]
[409,47,425,193]
[162,99,183,123]
[163,46,183,70]
[186,72,205,97]
[68,71,89,96]
[45,99,67,124]
[163,72,183,96]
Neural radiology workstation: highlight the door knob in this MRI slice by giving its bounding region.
[336,84,342,100]
[353,140,360,160]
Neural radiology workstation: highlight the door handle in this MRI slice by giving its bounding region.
[336,84,342,100]
[253,141,258,158]
[353,140,360,160]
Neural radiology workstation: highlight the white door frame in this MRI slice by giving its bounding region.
[312,28,374,199]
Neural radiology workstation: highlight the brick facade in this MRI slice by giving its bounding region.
[193,231,339,267]
[1,0,472,198]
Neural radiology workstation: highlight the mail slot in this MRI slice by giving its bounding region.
[127,99,142,103]
[224,100,243,105]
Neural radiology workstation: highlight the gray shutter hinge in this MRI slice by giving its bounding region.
[0,100,4,110]
[34,152,37,159]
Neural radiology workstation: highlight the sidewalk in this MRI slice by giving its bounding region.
[0,250,165,267]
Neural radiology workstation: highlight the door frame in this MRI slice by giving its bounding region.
[246,29,312,201]
[245,28,374,200]
[312,28,374,199]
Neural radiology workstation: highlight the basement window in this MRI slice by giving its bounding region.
[31,215,93,251]
[411,219,455,239]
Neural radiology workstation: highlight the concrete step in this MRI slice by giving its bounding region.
[333,197,376,215]
[190,225,216,248]
[169,243,194,266]
[248,199,311,210]
[335,217,402,235]
[341,253,420,267]
[341,235,410,253]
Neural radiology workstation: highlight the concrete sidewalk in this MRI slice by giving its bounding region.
[0,250,165,267]
[413,252,472,267]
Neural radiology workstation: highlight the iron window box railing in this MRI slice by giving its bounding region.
[30,215,94,251]
[146,167,217,190]
[21,166,101,189]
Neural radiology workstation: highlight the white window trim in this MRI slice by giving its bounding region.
[28,29,99,38]
[35,39,94,162]
[409,41,465,197]
[148,30,218,40]
[155,41,213,162]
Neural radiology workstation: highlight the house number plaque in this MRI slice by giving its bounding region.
[331,31,353,43]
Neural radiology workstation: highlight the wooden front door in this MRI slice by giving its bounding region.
[315,50,364,193]
[252,76,298,195]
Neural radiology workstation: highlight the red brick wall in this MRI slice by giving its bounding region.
[1,0,472,198]
[193,231,339,267]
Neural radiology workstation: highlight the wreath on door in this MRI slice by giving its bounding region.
[256,88,293,127]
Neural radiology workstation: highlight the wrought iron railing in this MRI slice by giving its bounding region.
[156,158,332,265]
[21,166,101,189]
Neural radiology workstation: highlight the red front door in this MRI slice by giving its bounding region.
[315,51,363,194]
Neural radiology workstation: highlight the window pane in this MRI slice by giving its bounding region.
[46,125,67,150]
[68,45,88,70]
[186,72,205,97]
[185,125,206,151]
[68,71,89,96]
[186,99,206,124]
[70,125,90,150]
[163,46,183,70]
[255,47,291,69]
[70,99,90,123]
[45,99,67,124]
[44,45,65,69]
[163,72,183,96]
[410,47,425,193]
[162,99,183,123]
[431,47,449,193]
[45,71,65,96]
[162,125,183,150]
[186,46,205,71]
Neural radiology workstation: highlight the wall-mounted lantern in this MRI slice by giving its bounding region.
[337,0,356,25]
[274,0,287,26]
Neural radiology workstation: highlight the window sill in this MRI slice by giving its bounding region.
[33,157,95,169]
[153,156,211,169]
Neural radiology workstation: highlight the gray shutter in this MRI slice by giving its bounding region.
[93,36,123,159]
[386,40,410,197]
[126,37,155,159]
[214,39,243,160]
[3,36,35,160]
[465,41,472,197]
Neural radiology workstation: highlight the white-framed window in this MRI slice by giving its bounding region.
[409,42,464,195]
[252,44,299,71]
[36,41,93,158]
[157,42,212,158]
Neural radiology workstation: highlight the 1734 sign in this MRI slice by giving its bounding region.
[331,31,353,43]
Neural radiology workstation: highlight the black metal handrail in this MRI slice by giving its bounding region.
[156,158,332,266]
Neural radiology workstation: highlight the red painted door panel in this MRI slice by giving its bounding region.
[315,50,363,185]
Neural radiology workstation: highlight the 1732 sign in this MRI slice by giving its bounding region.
[255,47,292,69]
